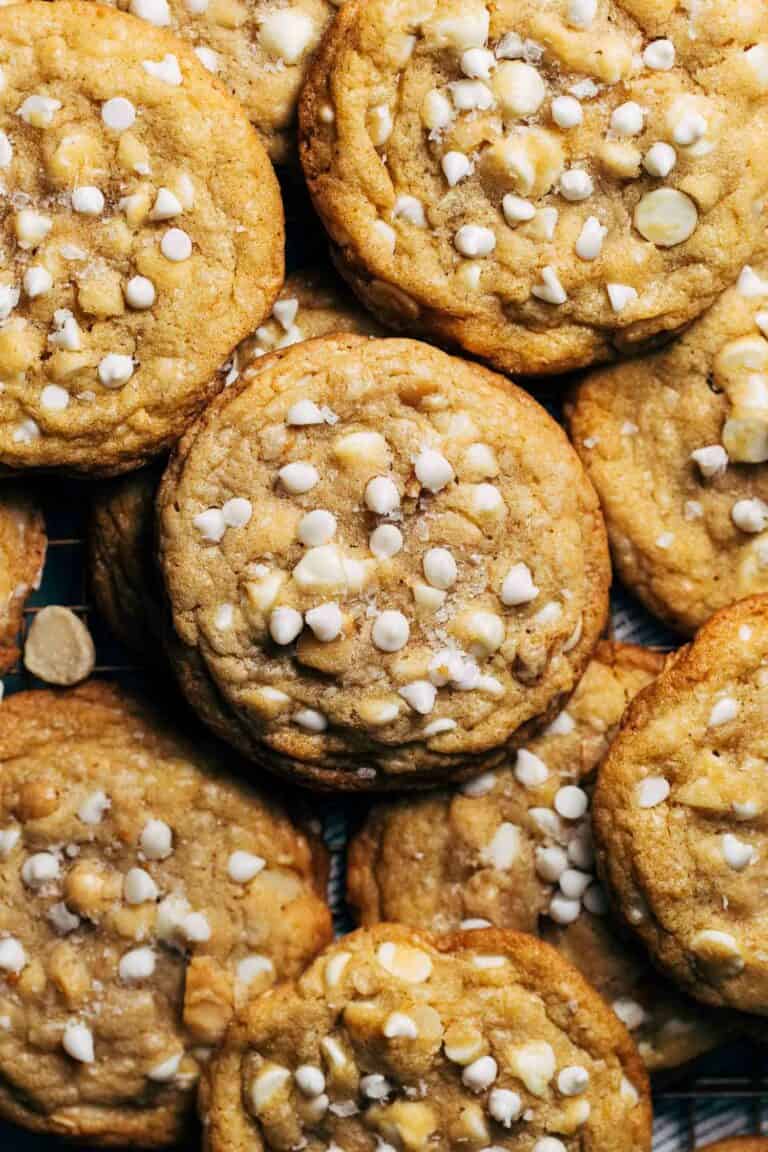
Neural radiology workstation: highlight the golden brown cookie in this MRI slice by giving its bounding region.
[0,1,283,474]
[0,682,332,1144]
[0,488,45,674]
[89,466,164,657]
[300,0,768,376]
[88,271,384,659]
[200,925,652,1152]
[594,595,768,1016]
[75,0,345,164]
[158,334,610,790]
[348,643,733,1071]
[568,255,768,635]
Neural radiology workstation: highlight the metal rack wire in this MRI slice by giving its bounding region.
[1,478,764,1151]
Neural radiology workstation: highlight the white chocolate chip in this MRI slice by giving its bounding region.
[98,354,135,389]
[636,777,669,808]
[644,39,675,70]
[294,708,327,733]
[611,101,645,136]
[195,45,219,72]
[691,445,728,479]
[296,1066,326,1097]
[77,791,111,825]
[183,912,211,942]
[149,187,183,221]
[250,1064,290,1112]
[500,562,539,606]
[462,1055,498,1092]
[0,828,19,859]
[399,681,437,714]
[102,97,136,131]
[306,602,343,642]
[722,833,754,872]
[0,131,12,168]
[607,283,638,313]
[160,228,192,262]
[365,476,400,514]
[732,498,768,533]
[260,9,319,64]
[142,54,183,85]
[140,819,173,860]
[40,385,69,412]
[575,217,606,261]
[227,851,266,883]
[535,845,568,883]
[148,1053,182,1082]
[532,266,567,305]
[559,169,593,202]
[124,867,158,904]
[119,946,156,983]
[17,95,61,127]
[423,547,457,590]
[515,748,549,788]
[502,194,536,225]
[222,497,252,529]
[130,0,171,24]
[708,696,739,726]
[125,275,156,310]
[454,225,496,258]
[567,0,596,28]
[0,937,26,974]
[278,462,320,494]
[643,142,677,178]
[738,266,768,297]
[673,110,707,147]
[71,186,105,215]
[554,785,589,820]
[442,151,472,186]
[194,509,226,542]
[377,941,433,983]
[557,1066,589,1096]
[393,195,426,227]
[549,894,581,924]
[269,607,304,645]
[370,524,403,558]
[482,822,521,869]
[372,610,410,652]
[23,266,52,298]
[551,95,582,129]
[691,929,744,973]
[62,1022,94,1064]
[15,209,52,250]
[508,1041,555,1096]
[298,510,337,547]
[383,1011,419,1039]
[449,79,494,112]
[21,852,60,888]
[415,449,454,492]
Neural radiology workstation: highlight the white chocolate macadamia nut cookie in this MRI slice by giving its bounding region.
[0,1,283,474]
[569,256,768,635]
[80,0,345,163]
[200,925,652,1152]
[594,596,768,1016]
[0,683,331,1144]
[349,643,734,1072]
[158,334,610,790]
[300,0,768,375]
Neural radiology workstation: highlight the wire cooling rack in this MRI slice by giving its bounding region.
[0,477,763,1152]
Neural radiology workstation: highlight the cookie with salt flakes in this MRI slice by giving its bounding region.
[301,0,768,375]
[0,682,331,1144]
[158,334,610,790]
[0,1,283,474]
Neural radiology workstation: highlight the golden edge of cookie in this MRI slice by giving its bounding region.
[0,1,286,477]
[297,5,725,378]
[201,925,653,1152]
[0,491,46,674]
[593,595,768,1009]
[565,358,711,636]
[157,333,611,790]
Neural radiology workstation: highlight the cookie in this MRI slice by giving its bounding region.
[0,682,332,1144]
[158,334,610,790]
[200,925,652,1152]
[348,643,732,1071]
[300,0,768,377]
[0,0,283,475]
[0,488,45,674]
[568,256,768,635]
[699,1143,768,1152]
[594,595,768,1015]
[90,465,164,657]
[76,0,343,164]
[89,271,384,658]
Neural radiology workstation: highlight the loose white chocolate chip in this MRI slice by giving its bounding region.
[554,785,589,820]
[567,0,596,28]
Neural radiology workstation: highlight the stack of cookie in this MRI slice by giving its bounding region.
[2,0,768,1149]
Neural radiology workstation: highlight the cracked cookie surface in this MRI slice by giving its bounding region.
[348,642,733,1071]
[0,682,331,1144]
[0,1,283,474]
[201,925,651,1152]
[301,0,768,376]
[158,334,610,790]
[568,255,768,635]
[594,595,768,1015]
[0,488,45,673]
